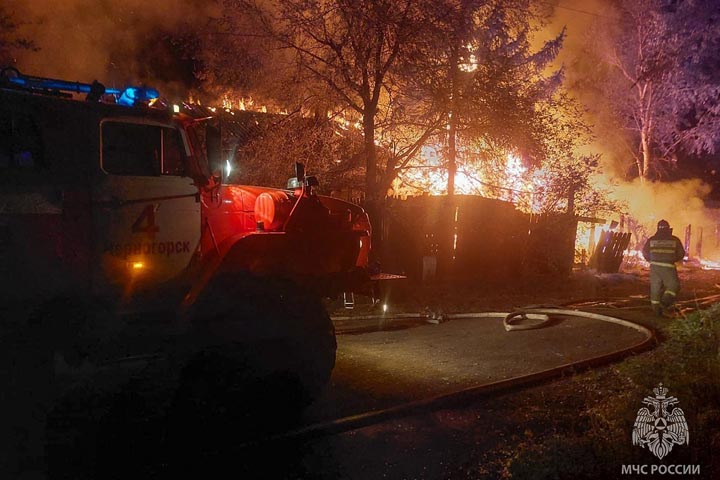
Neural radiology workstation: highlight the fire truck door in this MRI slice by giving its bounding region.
[92,120,200,294]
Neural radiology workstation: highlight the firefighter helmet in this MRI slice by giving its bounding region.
[657,219,670,230]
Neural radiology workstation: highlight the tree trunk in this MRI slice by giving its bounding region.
[446,29,462,197]
[363,108,378,201]
[640,127,651,181]
[637,82,653,182]
[447,112,457,197]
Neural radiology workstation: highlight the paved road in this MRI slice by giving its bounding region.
[4,306,652,479]
[212,308,656,480]
[302,311,648,424]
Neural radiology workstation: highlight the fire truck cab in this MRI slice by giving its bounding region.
[0,67,371,473]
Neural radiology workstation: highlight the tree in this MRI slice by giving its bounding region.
[415,0,564,196]
[225,0,430,202]
[214,0,598,214]
[226,112,366,193]
[193,4,294,109]
[450,1,566,186]
[390,0,588,200]
[587,0,720,181]
[0,6,35,66]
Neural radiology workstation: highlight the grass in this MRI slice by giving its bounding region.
[503,306,720,479]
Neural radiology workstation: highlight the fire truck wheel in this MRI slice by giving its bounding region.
[3,298,83,479]
[195,273,336,392]
[275,281,337,405]
[167,273,336,447]
[28,296,91,363]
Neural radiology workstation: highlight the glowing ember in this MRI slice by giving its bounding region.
[700,258,720,270]
[624,249,649,268]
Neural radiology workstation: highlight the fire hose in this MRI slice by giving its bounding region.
[236,307,655,449]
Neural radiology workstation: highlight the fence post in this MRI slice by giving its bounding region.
[697,226,703,259]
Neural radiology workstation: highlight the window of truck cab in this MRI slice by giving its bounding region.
[100,119,189,176]
[0,112,44,169]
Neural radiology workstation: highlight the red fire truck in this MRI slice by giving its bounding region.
[0,67,372,470]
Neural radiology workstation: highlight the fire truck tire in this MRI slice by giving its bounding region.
[30,297,100,480]
[167,273,336,447]
[28,296,91,363]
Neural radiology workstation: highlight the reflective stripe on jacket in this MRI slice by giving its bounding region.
[642,233,685,265]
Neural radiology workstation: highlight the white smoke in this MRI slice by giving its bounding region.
[609,178,720,258]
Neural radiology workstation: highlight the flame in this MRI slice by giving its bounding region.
[624,249,649,268]
[218,95,276,114]
[505,153,526,177]
[393,145,537,205]
[199,93,720,273]
[500,153,532,204]
[575,222,606,252]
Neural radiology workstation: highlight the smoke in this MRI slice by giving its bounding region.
[539,2,720,261]
[8,0,216,96]
[535,0,608,66]
[536,0,632,175]
[608,178,720,257]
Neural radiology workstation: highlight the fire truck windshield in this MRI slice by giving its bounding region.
[185,121,212,182]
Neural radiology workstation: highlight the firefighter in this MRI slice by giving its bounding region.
[642,220,685,316]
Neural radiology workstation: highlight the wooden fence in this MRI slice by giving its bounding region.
[589,231,632,273]
[374,195,577,283]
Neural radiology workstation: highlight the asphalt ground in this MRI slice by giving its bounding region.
[203,302,665,480]
[5,267,720,478]
[300,309,650,426]
[243,302,686,480]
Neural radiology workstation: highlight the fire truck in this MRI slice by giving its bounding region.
[0,68,371,468]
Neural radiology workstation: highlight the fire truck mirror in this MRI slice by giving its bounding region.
[206,124,222,177]
[295,162,305,183]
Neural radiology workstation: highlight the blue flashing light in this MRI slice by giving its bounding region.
[8,75,98,94]
[117,86,160,106]
[4,69,159,107]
